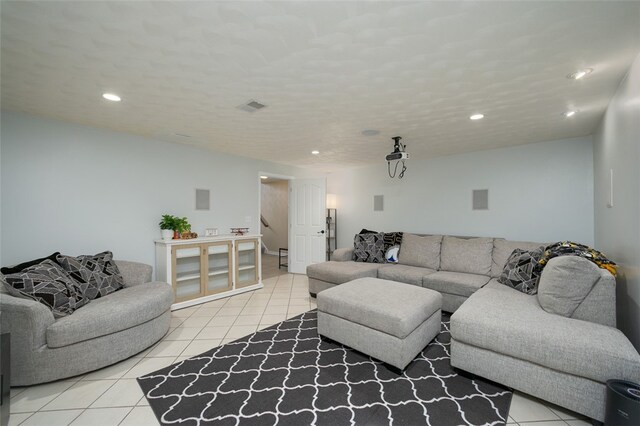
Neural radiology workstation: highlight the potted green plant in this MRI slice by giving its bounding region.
[159,215,176,241]
[174,216,192,239]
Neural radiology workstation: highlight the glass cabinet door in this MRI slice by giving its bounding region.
[205,242,232,294]
[172,245,203,302]
[236,239,259,288]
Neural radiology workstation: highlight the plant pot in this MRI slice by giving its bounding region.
[173,230,181,239]
[161,229,173,241]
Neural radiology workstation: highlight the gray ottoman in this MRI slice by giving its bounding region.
[317,277,442,371]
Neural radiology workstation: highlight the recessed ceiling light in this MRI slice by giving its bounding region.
[567,68,593,80]
[563,110,577,118]
[469,114,484,120]
[311,150,320,155]
[362,129,380,136]
[260,176,268,180]
[102,93,121,102]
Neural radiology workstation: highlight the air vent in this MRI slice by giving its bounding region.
[237,99,267,113]
[472,189,489,210]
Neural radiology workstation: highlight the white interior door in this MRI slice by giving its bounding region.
[289,178,326,274]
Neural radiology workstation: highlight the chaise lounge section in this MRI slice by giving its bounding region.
[450,256,640,422]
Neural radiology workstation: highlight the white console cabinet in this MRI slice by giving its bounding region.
[155,234,262,310]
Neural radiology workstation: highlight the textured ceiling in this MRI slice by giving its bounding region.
[2,1,639,171]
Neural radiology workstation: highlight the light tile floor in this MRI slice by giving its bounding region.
[9,273,591,426]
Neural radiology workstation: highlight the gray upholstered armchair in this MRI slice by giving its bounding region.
[0,260,173,386]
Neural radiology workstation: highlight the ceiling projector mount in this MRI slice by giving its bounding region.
[387,136,409,179]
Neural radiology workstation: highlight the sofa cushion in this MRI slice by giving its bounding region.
[353,233,385,263]
[317,278,442,339]
[2,260,89,318]
[422,271,490,297]
[56,251,124,300]
[497,247,545,295]
[377,264,436,286]
[46,281,173,348]
[491,239,544,278]
[306,261,380,285]
[537,256,602,318]
[451,284,640,384]
[398,234,442,269]
[440,236,493,275]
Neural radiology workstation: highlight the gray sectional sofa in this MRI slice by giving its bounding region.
[0,260,173,386]
[307,234,543,312]
[307,233,640,422]
[451,255,640,422]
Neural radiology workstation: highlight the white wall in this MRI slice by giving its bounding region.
[260,180,289,252]
[328,136,595,247]
[593,53,640,350]
[0,112,305,270]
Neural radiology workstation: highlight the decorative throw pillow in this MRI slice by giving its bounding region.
[353,233,385,263]
[2,260,89,317]
[56,251,124,299]
[498,247,545,294]
[383,232,403,252]
[0,252,61,275]
[385,245,400,263]
[359,228,378,235]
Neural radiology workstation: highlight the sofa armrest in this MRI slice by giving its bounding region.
[332,248,353,262]
[0,293,54,350]
[114,260,152,287]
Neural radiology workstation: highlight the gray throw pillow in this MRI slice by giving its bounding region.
[353,233,385,263]
[537,256,601,317]
[2,260,89,317]
[498,247,544,294]
[56,251,124,299]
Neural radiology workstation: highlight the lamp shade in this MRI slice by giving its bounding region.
[326,193,337,209]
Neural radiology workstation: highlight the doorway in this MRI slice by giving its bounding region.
[259,174,291,279]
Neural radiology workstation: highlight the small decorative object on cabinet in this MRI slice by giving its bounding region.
[231,227,249,236]
[174,217,192,238]
[205,228,218,237]
[326,208,337,260]
[155,234,262,310]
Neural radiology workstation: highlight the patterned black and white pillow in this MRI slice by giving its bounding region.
[2,260,89,317]
[56,251,124,299]
[383,232,403,252]
[353,233,386,263]
[498,247,545,294]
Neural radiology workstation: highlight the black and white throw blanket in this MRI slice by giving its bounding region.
[138,311,512,425]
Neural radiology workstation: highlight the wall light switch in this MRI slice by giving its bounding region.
[607,169,614,208]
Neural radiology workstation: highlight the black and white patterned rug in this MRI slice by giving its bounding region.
[138,311,512,425]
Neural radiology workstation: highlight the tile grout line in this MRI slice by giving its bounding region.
[115,406,136,426]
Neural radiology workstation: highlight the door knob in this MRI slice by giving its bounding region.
[318,230,325,234]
